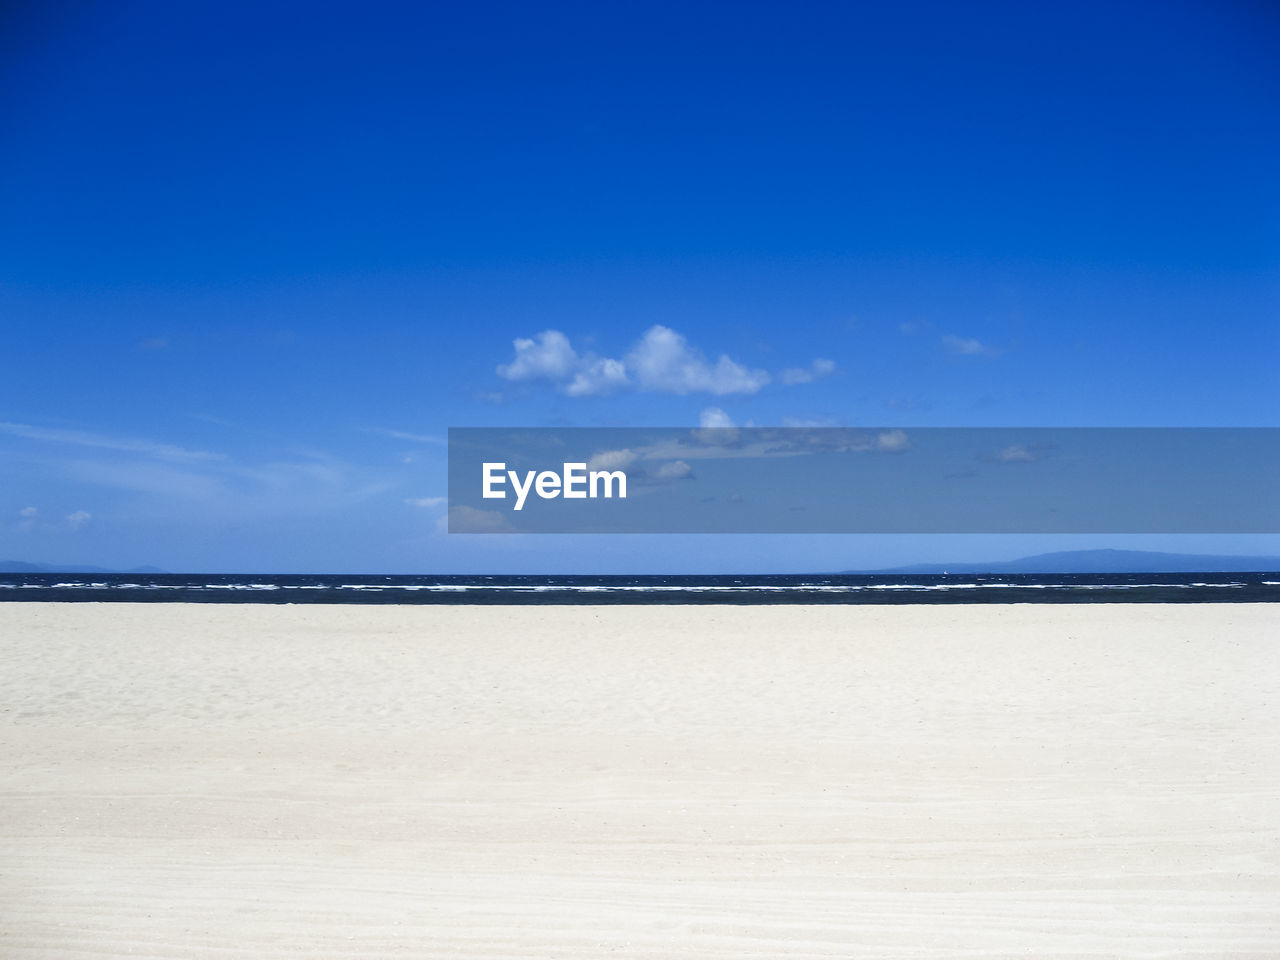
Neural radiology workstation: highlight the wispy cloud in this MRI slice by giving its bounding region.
[0,421,223,463]
[75,454,394,518]
[16,506,38,533]
[405,496,446,508]
[6,418,397,523]
[189,412,239,428]
[780,358,836,385]
[366,427,446,445]
[942,335,1000,357]
[63,459,225,500]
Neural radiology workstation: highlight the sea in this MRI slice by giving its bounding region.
[2,572,1278,604]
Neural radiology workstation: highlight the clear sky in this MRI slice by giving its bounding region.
[2,0,1277,572]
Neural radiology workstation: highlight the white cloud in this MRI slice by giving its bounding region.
[996,443,1038,462]
[876,429,911,453]
[626,325,770,395]
[780,358,836,385]
[495,326,771,397]
[66,510,91,530]
[19,506,38,518]
[942,335,998,357]
[586,448,638,472]
[405,496,446,508]
[497,330,579,382]
[564,357,629,397]
[694,407,740,444]
[699,407,735,429]
[651,460,692,481]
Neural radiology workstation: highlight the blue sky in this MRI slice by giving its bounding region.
[1,0,1277,572]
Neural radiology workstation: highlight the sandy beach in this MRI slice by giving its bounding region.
[1,601,1277,958]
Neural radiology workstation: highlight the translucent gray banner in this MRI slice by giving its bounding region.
[447,427,1280,533]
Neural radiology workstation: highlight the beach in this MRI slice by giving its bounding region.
[2,601,1278,958]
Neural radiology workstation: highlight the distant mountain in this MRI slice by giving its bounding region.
[0,560,166,574]
[849,549,1280,575]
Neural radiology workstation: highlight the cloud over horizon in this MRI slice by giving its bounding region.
[497,325,825,397]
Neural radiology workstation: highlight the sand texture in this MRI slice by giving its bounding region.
[1,601,1278,958]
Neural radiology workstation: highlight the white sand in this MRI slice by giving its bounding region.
[1,601,1278,958]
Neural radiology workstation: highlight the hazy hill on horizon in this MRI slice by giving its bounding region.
[0,561,167,574]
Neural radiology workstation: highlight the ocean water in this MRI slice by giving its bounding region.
[1,572,1278,604]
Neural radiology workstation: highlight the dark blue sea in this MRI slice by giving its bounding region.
[2,572,1278,604]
